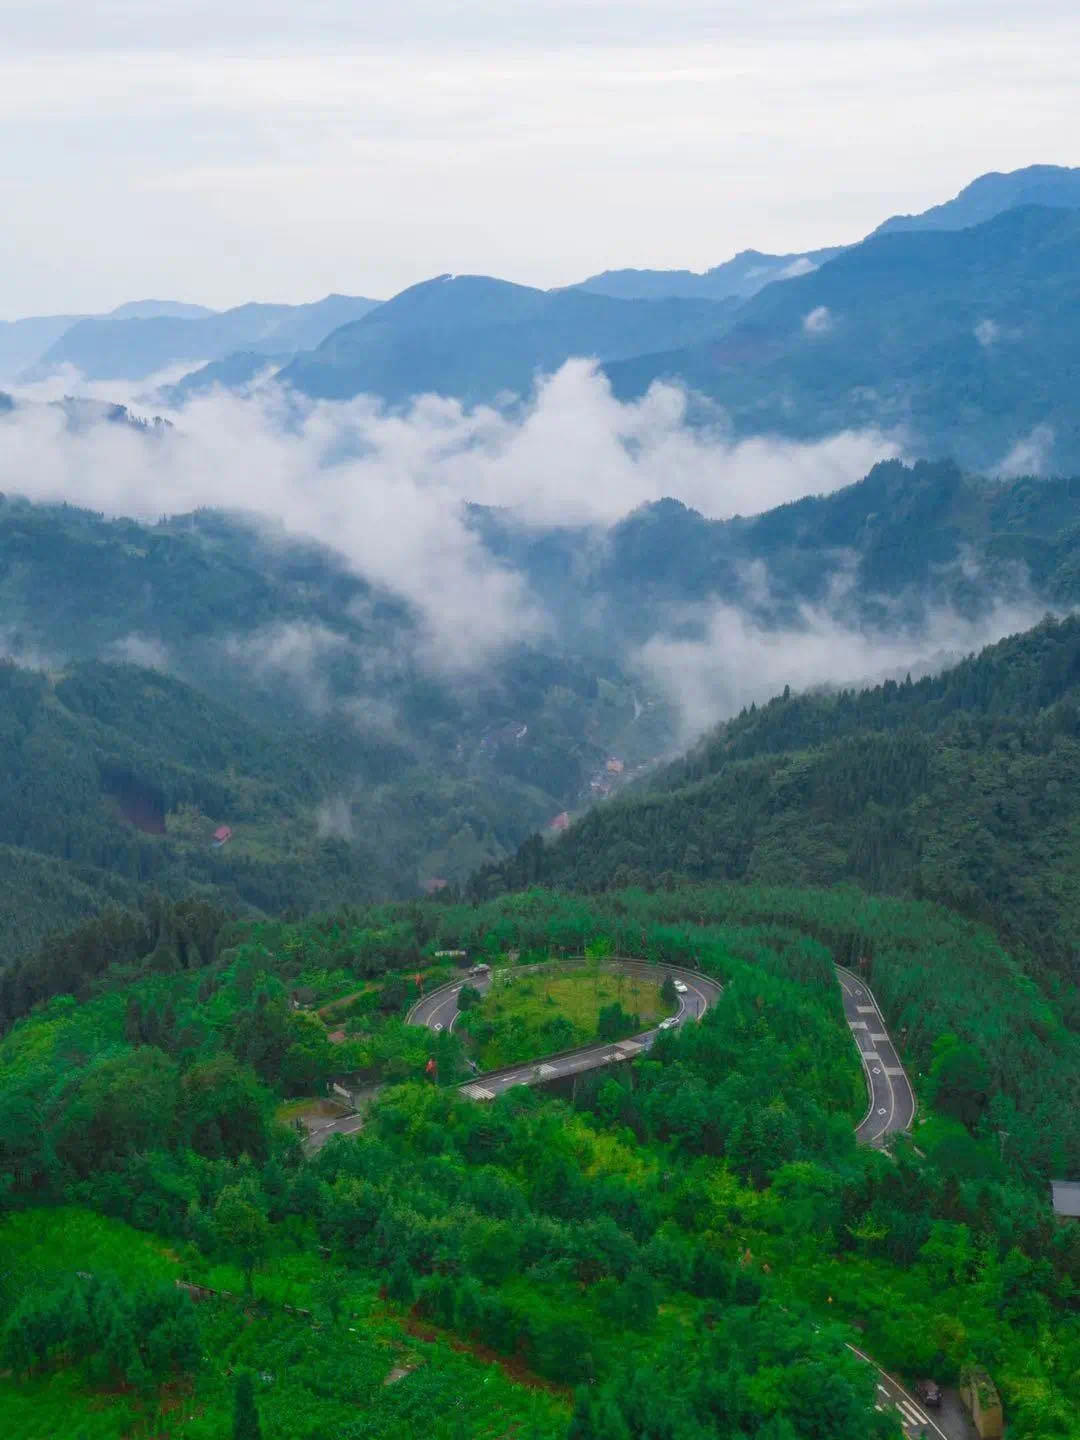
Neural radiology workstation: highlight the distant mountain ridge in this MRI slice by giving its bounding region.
[573,247,844,303]
[873,163,1080,235]
[0,300,216,379]
[108,299,218,321]
[569,163,1080,304]
[279,274,738,405]
[28,293,383,382]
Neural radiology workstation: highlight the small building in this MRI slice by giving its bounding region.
[423,876,449,895]
[605,757,624,775]
[212,825,233,848]
[547,811,571,834]
[1051,1180,1080,1219]
[291,986,317,1011]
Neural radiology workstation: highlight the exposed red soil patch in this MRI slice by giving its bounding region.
[403,1315,572,1399]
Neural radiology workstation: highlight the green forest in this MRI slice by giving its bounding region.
[475,614,1080,995]
[0,496,676,951]
[10,462,1080,958]
[1,885,1078,1437]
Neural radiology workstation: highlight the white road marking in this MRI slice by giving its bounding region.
[849,1020,869,1030]
[856,1004,877,1014]
[870,1032,887,1041]
[846,1345,950,1440]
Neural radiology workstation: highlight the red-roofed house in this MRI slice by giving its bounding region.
[212,825,233,848]
[547,811,571,834]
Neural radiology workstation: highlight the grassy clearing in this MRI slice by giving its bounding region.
[485,968,669,1032]
[463,966,673,1069]
[274,1096,349,1127]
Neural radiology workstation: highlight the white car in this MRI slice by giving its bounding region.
[659,1017,679,1030]
[673,980,688,993]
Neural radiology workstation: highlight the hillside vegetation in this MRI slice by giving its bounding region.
[474,614,1080,994]
[0,496,665,952]
[0,887,1077,1437]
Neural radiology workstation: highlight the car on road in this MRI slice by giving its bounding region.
[673,980,688,993]
[468,963,491,977]
[658,1017,679,1030]
[915,1380,941,1408]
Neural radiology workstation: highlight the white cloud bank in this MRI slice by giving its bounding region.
[0,362,902,668]
[640,592,1049,743]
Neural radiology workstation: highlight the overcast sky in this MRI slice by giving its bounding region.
[1,0,1077,317]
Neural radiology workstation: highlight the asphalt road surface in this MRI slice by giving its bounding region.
[848,1344,976,1440]
[836,964,916,1145]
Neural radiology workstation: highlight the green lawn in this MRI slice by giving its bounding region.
[462,965,673,1069]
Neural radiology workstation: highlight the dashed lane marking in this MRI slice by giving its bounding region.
[870,1032,887,1041]
[856,1004,877,1013]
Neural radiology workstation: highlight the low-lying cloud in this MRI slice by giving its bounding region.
[802,305,833,335]
[997,424,1055,480]
[640,591,1050,743]
[0,361,901,668]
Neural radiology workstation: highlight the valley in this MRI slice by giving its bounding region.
[3,155,1080,1440]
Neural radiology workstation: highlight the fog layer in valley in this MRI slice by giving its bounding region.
[0,361,1053,746]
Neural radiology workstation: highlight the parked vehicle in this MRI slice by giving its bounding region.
[916,1380,942,1408]
[674,980,688,993]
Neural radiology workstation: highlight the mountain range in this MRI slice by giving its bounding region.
[277,276,737,405]
[605,203,1080,473]
[3,453,1080,955]
[22,294,381,382]
[4,164,1078,453]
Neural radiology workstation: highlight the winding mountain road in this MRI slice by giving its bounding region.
[410,957,915,1149]
[835,964,916,1146]
[346,954,945,1434]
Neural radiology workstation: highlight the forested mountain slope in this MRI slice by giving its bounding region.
[470,459,1080,643]
[0,659,379,951]
[606,206,1080,473]
[0,499,666,954]
[473,615,1080,989]
[8,460,1080,954]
